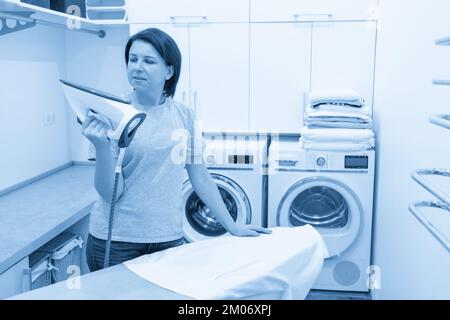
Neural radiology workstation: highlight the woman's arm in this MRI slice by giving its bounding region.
[82,116,124,203]
[185,163,271,237]
[94,144,124,203]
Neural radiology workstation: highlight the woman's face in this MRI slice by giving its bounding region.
[127,39,174,94]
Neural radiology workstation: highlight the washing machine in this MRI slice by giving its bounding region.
[268,136,375,292]
[182,133,268,242]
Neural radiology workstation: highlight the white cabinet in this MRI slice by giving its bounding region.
[129,24,191,106]
[130,23,249,131]
[250,0,379,22]
[0,257,29,299]
[310,21,377,110]
[250,23,312,133]
[127,0,249,23]
[190,23,249,131]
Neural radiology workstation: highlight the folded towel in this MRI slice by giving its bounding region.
[305,120,373,129]
[306,112,372,123]
[308,89,365,107]
[300,127,375,143]
[307,104,371,116]
[299,140,375,152]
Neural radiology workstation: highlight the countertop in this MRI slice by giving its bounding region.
[0,165,96,274]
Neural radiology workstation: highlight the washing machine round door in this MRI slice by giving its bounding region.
[277,176,363,258]
[182,174,252,242]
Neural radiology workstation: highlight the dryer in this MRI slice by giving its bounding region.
[182,133,268,242]
[268,136,375,292]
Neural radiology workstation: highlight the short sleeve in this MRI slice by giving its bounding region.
[185,107,205,165]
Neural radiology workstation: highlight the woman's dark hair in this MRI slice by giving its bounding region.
[125,28,181,98]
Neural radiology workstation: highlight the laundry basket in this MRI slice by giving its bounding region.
[36,233,84,283]
[26,251,52,290]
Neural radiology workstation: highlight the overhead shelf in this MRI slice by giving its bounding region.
[0,0,129,37]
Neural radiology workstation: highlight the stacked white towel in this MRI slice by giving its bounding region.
[301,90,375,151]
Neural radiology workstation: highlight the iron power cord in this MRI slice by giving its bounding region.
[103,147,126,269]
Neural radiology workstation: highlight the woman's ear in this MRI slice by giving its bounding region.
[166,65,174,80]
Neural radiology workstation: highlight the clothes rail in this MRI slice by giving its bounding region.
[0,11,105,38]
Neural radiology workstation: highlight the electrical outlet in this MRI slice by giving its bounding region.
[43,111,56,125]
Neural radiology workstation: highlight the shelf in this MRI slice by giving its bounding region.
[409,201,450,254]
[0,0,129,37]
[430,114,450,131]
[412,168,450,205]
[435,36,450,46]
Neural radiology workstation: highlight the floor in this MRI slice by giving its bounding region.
[306,289,372,300]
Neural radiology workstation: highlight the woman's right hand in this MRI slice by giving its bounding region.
[81,116,111,148]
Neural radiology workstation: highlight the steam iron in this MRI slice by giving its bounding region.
[59,79,146,148]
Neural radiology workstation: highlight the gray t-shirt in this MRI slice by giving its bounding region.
[89,97,203,243]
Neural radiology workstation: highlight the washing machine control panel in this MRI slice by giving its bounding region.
[307,152,370,170]
[344,155,369,169]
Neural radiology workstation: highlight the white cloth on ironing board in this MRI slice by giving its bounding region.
[124,225,328,300]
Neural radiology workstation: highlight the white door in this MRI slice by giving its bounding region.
[127,0,249,23]
[310,21,377,111]
[277,176,363,258]
[250,23,311,133]
[189,23,249,131]
[250,0,379,22]
[129,24,191,106]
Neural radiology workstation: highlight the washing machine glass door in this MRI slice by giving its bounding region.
[182,174,251,242]
[277,176,363,258]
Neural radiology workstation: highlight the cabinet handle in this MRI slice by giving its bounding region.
[193,91,198,114]
[169,15,207,22]
[293,13,333,21]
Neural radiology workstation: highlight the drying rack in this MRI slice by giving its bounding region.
[409,36,450,253]
[409,115,450,254]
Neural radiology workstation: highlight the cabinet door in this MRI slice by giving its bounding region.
[250,23,312,133]
[129,24,191,106]
[127,0,249,23]
[189,23,249,131]
[0,257,29,299]
[250,0,379,22]
[310,21,377,110]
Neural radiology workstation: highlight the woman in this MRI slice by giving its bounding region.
[82,28,270,271]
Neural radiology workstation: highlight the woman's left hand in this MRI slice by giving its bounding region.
[229,224,272,237]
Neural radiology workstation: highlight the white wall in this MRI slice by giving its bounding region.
[0,25,70,191]
[64,26,131,161]
[372,0,450,299]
